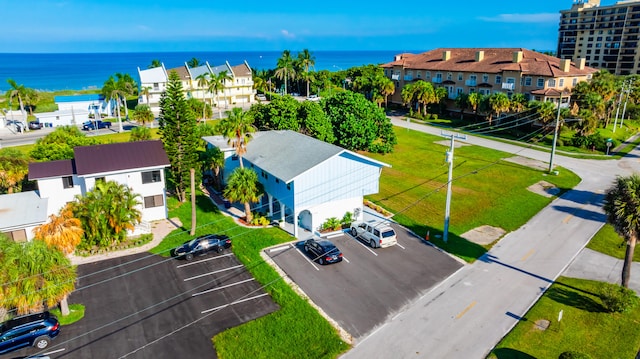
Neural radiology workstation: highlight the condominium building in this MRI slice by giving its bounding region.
[558,0,640,75]
[137,61,255,116]
[381,48,597,107]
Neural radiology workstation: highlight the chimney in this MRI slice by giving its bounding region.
[475,51,485,62]
[575,58,586,70]
[394,54,402,61]
[560,59,571,72]
[512,51,523,63]
[443,51,451,61]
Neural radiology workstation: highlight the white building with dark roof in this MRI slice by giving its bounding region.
[28,140,171,229]
[204,130,390,237]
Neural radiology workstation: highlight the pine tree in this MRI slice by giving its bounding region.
[159,71,200,202]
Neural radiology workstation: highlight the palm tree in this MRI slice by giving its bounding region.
[0,148,29,194]
[102,76,124,133]
[33,203,84,256]
[6,79,27,125]
[218,107,256,168]
[218,70,233,109]
[195,73,210,120]
[468,92,481,119]
[148,59,162,69]
[132,104,154,126]
[380,77,395,108]
[298,49,315,96]
[208,71,229,118]
[140,86,152,106]
[415,81,436,116]
[275,50,296,95]
[455,93,469,120]
[488,92,511,124]
[603,174,640,288]
[187,57,201,68]
[223,168,264,223]
[115,73,137,120]
[201,147,225,191]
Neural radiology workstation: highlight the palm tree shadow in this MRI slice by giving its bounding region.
[491,348,537,359]
[546,280,605,313]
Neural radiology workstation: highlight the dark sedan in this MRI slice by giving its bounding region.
[303,238,343,265]
[82,120,112,130]
[174,234,232,260]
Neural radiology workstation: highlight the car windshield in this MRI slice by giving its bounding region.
[186,238,200,249]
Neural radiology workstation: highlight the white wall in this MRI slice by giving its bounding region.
[302,196,363,233]
[36,176,83,216]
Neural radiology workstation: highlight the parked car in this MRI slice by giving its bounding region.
[0,311,60,354]
[256,94,267,101]
[306,94,320,101]
[290,92,300,97]
[82,120,112,130]
[303,238,343,265]
[28,121,44,130]
[174,234,232,260]
[350,220,397,248]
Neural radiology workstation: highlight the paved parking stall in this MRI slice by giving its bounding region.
[4,252,278,359]
[267,224,463,340]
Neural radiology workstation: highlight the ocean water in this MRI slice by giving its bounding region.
[0,50,407,93]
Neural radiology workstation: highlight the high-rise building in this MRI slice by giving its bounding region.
[558,0,640,75]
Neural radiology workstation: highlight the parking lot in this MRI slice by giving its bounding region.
[2,251,278,359]
[266,224,463,340]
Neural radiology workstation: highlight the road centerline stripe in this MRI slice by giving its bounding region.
[455,301,477,319]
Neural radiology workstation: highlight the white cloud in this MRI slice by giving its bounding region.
[478,13,558,24]
[280,29,295,39]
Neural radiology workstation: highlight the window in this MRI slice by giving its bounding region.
[141,170,161,184]
[495,75,502,84]
[416,71,421,78]
[482,74,489,83]
[144,194,164,208]
[62,176,73,189]
[458,73,463,81]
[425,71,430,79]
[153,83,159,90]
[548,79,557,87]
[573,78,578,86]
[525,77,532,86]
[559,78,565,87]
[537,78,545,87]
[4,229,27,242]
[446,72,452,80]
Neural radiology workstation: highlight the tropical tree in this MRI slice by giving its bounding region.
[33,203,84,256]
[30,126,99,161]
[488,92,511,124]
[275,50,296,95]
[23,88,39,115]
[223,168,263,223]
[159,71,200,202]
[187,57,201,68]
[379,77,395,108]
[603,174,640,288]
[129,126,153,142]
[132,104,154,126]
[298,49,316,96]
[115,73,138,119]
[468,92,482,119]
[0,148,29,194]
[455,93,469,120]
[6,79,27,120]
[200,147,225,191]
[510,93,528,113]
[140,86,152,107]
[148,59,162,69]
[298,100,335,143]
[72,180,141,248]
[195,73,210,120]
[102,76,125,132]
[218,107,256,168]
[0,236,76,316]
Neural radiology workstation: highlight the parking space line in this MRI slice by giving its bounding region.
[192,278,255,297]
[342,256,350,263]
[269,245,290,253]
[350,235,378,256]
[183,265,244,281]
[176,253,233,268]
[296,247,320,270]
[201,293,269,314]
[396,242,406,250]
[39,348,66,356]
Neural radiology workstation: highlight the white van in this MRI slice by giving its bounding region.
[350,220,397,248]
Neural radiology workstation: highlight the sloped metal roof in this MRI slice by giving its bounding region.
[29,159,75,180]
[74,140,170,176]
[0,191,48,230]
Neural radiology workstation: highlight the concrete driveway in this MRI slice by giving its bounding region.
[266,224,463,341]
[4,252,278,359]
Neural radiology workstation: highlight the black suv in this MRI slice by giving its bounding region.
[0,311,60,354]
[303,238,343,265]
[174,234,232,260]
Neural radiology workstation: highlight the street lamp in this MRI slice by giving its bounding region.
[549,92,569,174]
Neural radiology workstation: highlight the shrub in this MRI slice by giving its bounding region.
[599,283,639,313]
[341,212,353,227]
[431,114,438,120]
[559,351,593,359]
[250,213,270,226]
[321,217,341,231]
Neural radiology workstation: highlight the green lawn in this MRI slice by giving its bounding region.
[587,223,640,262]
[150,195,350,359]
[489,277,640,359]
[50,304,85,325]
[365,127,581,262]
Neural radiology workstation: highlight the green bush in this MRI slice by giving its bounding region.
[341,211,353,226]
[599,283,639,313]
[321,217,341,231]
[250,213,270,226]
[559,351,593,359]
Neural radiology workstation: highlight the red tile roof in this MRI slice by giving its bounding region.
[381,48,598,77]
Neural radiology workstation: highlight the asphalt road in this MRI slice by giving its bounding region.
[267,224,463,340]
[341,118,640,358]
[2,252,278,359]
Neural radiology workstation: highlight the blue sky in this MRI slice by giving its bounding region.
[0,0,619,53]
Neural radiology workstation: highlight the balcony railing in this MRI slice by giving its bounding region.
[465,80,477,86]
[404,75,413,81]
[432,78,442,84]
[502,83,515,90]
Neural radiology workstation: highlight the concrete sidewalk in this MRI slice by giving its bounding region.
[563,248,640,294]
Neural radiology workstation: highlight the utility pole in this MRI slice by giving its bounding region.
[441,131,466,243]
[549,92,568,174]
